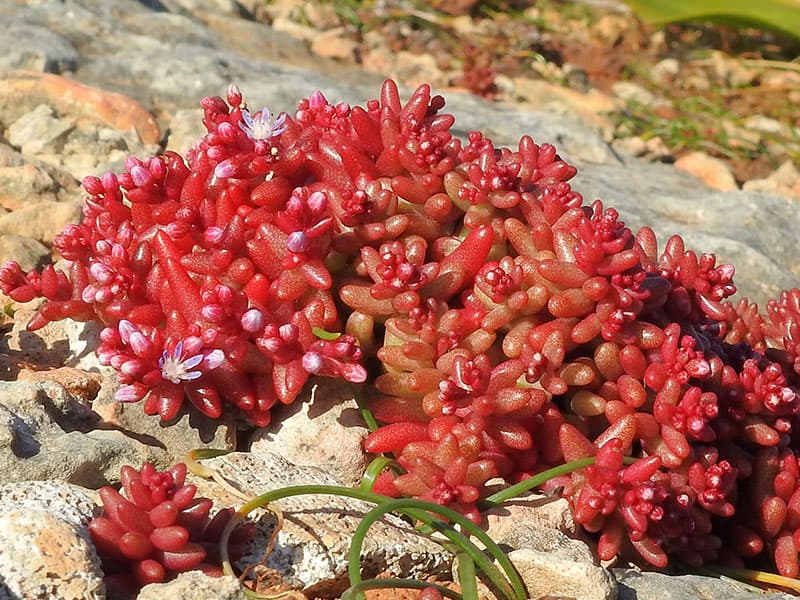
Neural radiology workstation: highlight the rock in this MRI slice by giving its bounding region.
[0,377,168,487]
[0,199,82,245]
[501,528,617,600]
[165,108,206,154]
[190,451,452,597]
[651,58,680,84]
[742,114,792,138]
[614,568,794,600]
[511,78,620,137]
[674,151,738,192]
[572,158,800,305]
[484,494,578,539]
[6,103,74,156]
[0,163,61,210]
[0,234,49,271]
[311,27,358,61]
[0,20,78,74]
[707,50,755,88]
[610,81,656,107]
[743,160,800,200]
[0,71,161,146]
[138,572,246,600]
[250,379,370,487]
[0,480,103,600]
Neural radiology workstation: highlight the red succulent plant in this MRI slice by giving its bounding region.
[88,462,253,596]
[4,80,800,578]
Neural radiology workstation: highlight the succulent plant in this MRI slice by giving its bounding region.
[4,80,800,578]
[88,462,252,595]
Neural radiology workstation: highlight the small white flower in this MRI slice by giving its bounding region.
[239,107,288,141]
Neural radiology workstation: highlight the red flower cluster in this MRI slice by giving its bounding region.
[4,80,800,576]
[88,463,252,595]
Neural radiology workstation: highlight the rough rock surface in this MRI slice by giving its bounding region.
[615,568,794,600]
[0,480,103,600]
[249,379,371,487]
[138,572,246,600]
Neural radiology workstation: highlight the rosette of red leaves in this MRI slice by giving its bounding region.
[88,462,252,596]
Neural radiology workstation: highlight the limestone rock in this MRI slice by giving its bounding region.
[615,568,794,600]
[0,480,103,600]
[0,199,82,245]
[138,572,246,600]
[0,233,49,271]
[0,70,161,146]
[250,379,370,487]
[484,493,577,539]
[6,103,74,156]
[743,160,800,200]
[674,151,738,192]
[502,527,617,600]
[0,20,78,74]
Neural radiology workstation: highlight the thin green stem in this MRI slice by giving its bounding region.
[341,579,462,600]
[482,455,637,507]
[351,383,379,432]
[347,498,519,600]
[456,552,479,600]
[358,455,401,491]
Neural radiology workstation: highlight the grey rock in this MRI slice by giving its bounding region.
[0,233,49,271]
[0,377,167,487]
[0,20,79,74]
[191,451,452,597]
[0,162,60,210]
[6,104,74,156]
[0,480,103,600]
[614,568,794,600]
[503,528,617,600]
[573,159,800,305]
[0,199,82,245]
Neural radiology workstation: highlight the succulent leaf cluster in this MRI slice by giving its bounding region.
[88,462,252,594]
[4,80,800,577]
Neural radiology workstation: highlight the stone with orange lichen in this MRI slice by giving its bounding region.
[16,365,102,403]
[0,70,160,145]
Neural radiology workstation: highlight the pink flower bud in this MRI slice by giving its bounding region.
[204,227,224,245]
[130,165,150,187]
[82,175,103,195]
[307,191,327,214]
[227,83,242,106]
[214,158,236,179]
[129,331,153,358]
[217,121,237,143]
[89,262,114,284]
[118,320,137,343]
[308,90,327,109]
[203,349,225,370]
[101,172,118,191]
[302,351,324,374]
[241,308,265,332]
[201,304,225,322]
[148,157,165,181]
[287,231,309,253]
